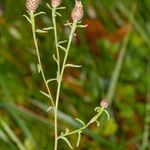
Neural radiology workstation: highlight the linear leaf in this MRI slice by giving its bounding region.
[58,44,67,52]
[36,29,48,33]
[59,137,73,149]
[40,91,52,100]
[76,131,82,147]
[75,118,85,126]
[34,11,46,17]
[58,40,67,44]
[23,15,31,23]
[47,78,57,84]
[65,64,82,68]
[43,27,54,31]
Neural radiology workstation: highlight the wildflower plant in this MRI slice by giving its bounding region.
[24,0,110,149]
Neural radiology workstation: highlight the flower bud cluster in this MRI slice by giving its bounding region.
[26,0,39,12]
[71,1,84,21]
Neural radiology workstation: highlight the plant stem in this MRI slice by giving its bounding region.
[29,11,54,106]
[54,21,77,150]
[52,7,60,77]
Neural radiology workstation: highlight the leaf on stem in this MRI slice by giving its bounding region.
[58,40,68,44]
[55,12,62,17]
[65,64,82,68]
[46,3,52,10]
[47,78,57,84]
[64,21,72,28]
[23,15,31,24]
[64,128,70,135]
[77,24,88,28]
[53,54,58,64]
[42,27,54,31]
[103,110,110,121]
[40,91,52,100]
[75,118,85,126]
[34,12,46,17]
[46,106,53,112]
[94,107,100,112]
[96,120,100,127]
[76,131,82,147]
[56,7,66,10]
[37,64,41,73]
[58,44,67,52]
[36,29,48,34]
[58,137,73,149]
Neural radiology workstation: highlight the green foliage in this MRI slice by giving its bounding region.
[0,0,150,149]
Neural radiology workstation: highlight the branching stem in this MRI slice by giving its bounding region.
[29,11,54,106]
[54,21,77,150]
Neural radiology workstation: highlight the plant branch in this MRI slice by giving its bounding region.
[29,11,54,106]
[54,20,78,150]
[52,7,60,77]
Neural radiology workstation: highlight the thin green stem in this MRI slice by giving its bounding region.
[29,11,54,106]
[54,21,77,150]
[52,7,60,77]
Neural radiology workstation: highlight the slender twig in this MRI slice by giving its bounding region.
[54,21,77,150]
[29,11,54,106]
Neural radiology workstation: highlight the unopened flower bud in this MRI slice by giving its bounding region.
[71,1,84,22]
[51,0,62,7]
[26,0,39,12]
[100,99,109,109]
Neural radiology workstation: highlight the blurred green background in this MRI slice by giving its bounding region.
[0,0,150,149]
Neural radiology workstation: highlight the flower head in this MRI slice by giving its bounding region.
[71,0,84,22]
[51,0,62,7]
[26,0,39,12]
[100,99,109,109]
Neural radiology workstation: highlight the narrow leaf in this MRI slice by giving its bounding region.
[37,64,41,73]
[77,24,88,28]
[56,12,62,17]
[58,40,68,44]
[75,118,85,126]
[36,29,48,34]
[34,12,46,17]
[76,131,82,147]
[56,7,66,10]
[47,78,57,84]
[59,137,73,149]
[96,120,100,127]
[43,27,54,31]
[23,15,31,23]
[65,64,82,68]
[46,3,52,10]
[58,44,67,52]
[47,106,53,112]
[40,91,52,100]
[53,54,58,64]
[104,110,110,121]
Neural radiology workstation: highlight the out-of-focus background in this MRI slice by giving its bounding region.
[0,0,150,149]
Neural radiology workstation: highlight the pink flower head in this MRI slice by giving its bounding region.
[26,0,39,12]
[100,99,109,109]
[51,0,62,7]
[71,0,84,22]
